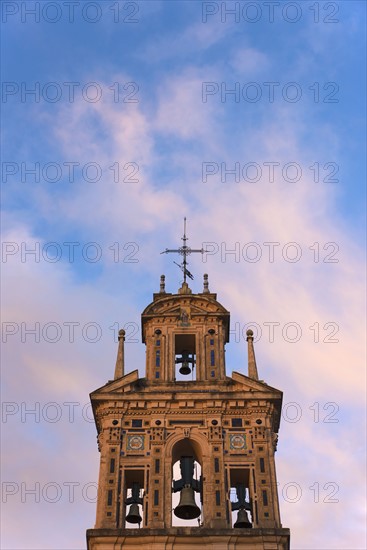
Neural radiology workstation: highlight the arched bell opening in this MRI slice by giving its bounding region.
[124,470,144,529]
[174,334,196,381]
[229,469,253,529]
[171,439,203,526]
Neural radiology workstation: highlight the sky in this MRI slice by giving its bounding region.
[1,1,366,549]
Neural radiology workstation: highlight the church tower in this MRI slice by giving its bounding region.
[86,226,290,550]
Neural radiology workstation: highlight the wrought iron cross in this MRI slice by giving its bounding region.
[160,218,206,282]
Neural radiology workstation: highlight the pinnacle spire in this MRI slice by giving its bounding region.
[159,274,166,293]
[203,273,210,293]
[246,329,259,380]
[114,329,125,379]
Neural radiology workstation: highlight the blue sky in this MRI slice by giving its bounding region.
[1,1,366,549]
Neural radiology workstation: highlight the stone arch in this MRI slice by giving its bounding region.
[164,429,210,463]
[164,429,210,527]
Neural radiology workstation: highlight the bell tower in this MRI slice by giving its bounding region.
[87,227,290,550]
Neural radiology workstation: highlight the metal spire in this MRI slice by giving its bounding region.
[160,218,206,282]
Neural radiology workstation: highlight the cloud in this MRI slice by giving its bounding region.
[135,17,233,63]
[229,47,269,75]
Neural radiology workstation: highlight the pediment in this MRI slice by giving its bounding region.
[142,295,229,317]
[90,369,139,397]
[91,370,281,400]
[141,294,230,343]
[154,302,226,317]
[229,371,282,397]
[90,370,282,431]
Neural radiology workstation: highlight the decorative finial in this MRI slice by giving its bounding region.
[160,218,207,283]
[160,274,166,293]
[178,281,192,295]
[203,273,209,293]
[246,329,259,380]
[114,329,126,380]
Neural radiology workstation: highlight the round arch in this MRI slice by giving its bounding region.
[164,429,210,464]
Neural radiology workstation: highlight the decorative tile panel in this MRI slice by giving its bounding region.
[229,434,246,451]
[127,435,145,452]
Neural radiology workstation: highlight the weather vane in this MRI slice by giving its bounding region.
[160,218,206,282]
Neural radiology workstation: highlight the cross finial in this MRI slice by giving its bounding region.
[160,218,206,283]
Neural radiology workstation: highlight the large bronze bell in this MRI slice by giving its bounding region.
[125,503,142,524]
[176,350,193,376]
[174,486,201,520]
[179,360,191,376]
[234,508,252,528]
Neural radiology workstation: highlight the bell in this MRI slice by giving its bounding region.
[174,486,201,520]
[179,361,191,375]
[177,350,193,376]
[125,503,142,524]
[234,508,252,529]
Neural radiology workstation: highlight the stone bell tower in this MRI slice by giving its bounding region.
[86,227,290,550]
